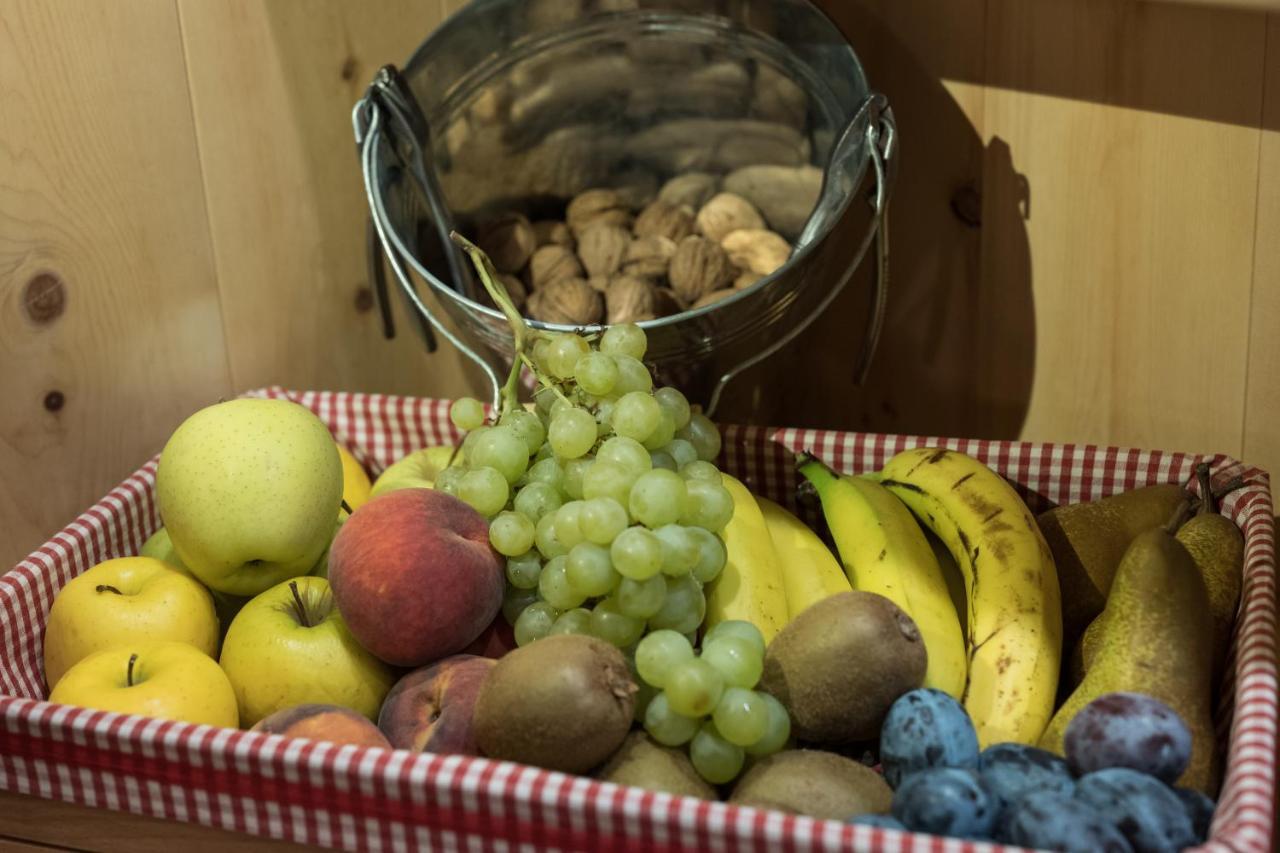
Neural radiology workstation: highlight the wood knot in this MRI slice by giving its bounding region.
[354,285,374,313]
[950,185,983,228]
[340,57,359,82]
[44,390,65,412]
[24,273,67,324]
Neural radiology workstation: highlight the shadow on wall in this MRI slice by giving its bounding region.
[717,0,1036,441]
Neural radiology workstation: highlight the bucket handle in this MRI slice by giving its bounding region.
[705,93,896,418]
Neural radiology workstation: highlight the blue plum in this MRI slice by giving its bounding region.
[891,767,996,840]
[998,790,1133,852]
[1074,768,1197,853]
[1171,786,1216,842]
[846,813,907,831]
[1063,692,1192,783]
[978,742,1075,813]
[879,688,979,788]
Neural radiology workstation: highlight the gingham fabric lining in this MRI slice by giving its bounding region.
[0,388,1272,852]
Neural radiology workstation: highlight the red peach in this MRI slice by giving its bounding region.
[328,489,503,667]
[251,703,392,749]
[378,654,495,754]
[461,615,517,660]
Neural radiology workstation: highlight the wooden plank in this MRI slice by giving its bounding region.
[980,0,1265,455]
[0,0,232,570]
[1243,14,1280,478]
[176,0,486,401]
[0,790,308,853]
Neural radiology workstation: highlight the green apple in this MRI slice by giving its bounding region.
[156,398,343,597]
[50,640,239,728]
[370,446,457,498]
[43,557,219,689]
[218,575,394,726]
[140,527,251,633]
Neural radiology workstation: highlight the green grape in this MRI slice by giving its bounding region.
[612,392,662,442]
[554,501,587,549]
[461,425,490,457]
[653,524,700,576]
[654,387,692,430]
[700,636,763,688]
[690,721,744,784]
[635,629,694,688]
[548,607,592,636]
[582,460,636,507]
[634,679,658,722]
[710,688,769,746]
[549,407,597,459]
[546,334,590,379]
[579,497,629,545]
[647,572,705,634]
[566,542,616,597]
[596,436,652,476]
[549,396,577,420]
[513,481,563,523]
[532,338,555,374]
[613,355,654,395]
[434,465,465,496]
[469,425,529,484]
[687,527,728,583]
[502,585,539,625]
[615,574,666,619]
[643,691,701,746]
[459,467,509,517]
[538,555,584,610]
[522,456,564,490]
[680,460,722,484]
[629,468,688,528]
[589,598,645,647]
[514,600,558,646]
[662,439,698,469]
[599,323,647,361]
[678,413,722,462]
[575,351,620,396]
[450,397,485,431]
[664,658,724,717]
[534,511,569,559]
[534,385,558,414]
[641,412,676,451]
[562,457,593,500]
[649,451,677,472]
[533,441,555,462]
[505,551,542,589]
[744,692,791,756]
[703,620,766,658]
[681,479,735,531]
[611,526,664,580]
[500,408,546,456]
[489,510,536,556]
[594,399,616,437]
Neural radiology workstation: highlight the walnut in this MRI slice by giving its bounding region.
[634,200,695,243]
[652,286,684,317]
[498,272,528,310]
[588,275,610,293]
[527,277,603,325]
[605,275,656,324]
[532,219,575,249]
[620,235,676,281]
[566,188,633,237]
[692,288,736,310]
[528,244,583,289]
[721,228,791,276]
[733,270,759,290]
[695,192,765,243]
[669,235,734,305]
[576,223,631,278]
[658,172,719,210]
[476,212,537,273]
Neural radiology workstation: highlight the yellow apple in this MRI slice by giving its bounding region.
[370,446,457,498]
[43,557,219,690]
[218,575,394,726]
[156,398,343,597]
[49,640,239,728]
[337,445,372,511]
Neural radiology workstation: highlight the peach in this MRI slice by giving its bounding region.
[461,615,517,660]
[378,654,495,754]
[328,489,503,667]
[251,703,392,749]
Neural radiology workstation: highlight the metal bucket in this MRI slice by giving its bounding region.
[354,0,894,414]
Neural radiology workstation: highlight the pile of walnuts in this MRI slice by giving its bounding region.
[472,174,795,326]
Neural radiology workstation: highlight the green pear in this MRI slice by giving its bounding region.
[156,398,343,598]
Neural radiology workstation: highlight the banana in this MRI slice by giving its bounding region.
[878,448,1062,747]
[703,474,790,645]
[798,458,967,699]
[756,495,852,619]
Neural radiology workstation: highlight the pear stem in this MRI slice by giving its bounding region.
[1196,462,1215,517]
[1212,475,1245,503]
[1164,498,1193,534]
[95,585,122,595]
[289,580,312,628]
[126,653,138,687]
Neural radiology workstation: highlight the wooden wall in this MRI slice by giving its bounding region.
[2,0,1278,569]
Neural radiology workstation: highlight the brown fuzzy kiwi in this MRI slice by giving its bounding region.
[759,591,926,744]
[596,732,717,800]
[473,634,637,773]
[729,750,892,819]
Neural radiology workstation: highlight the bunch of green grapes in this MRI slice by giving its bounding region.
[438,323,732,654]
[637,620,790,784]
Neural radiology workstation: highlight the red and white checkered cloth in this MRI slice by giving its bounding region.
[2,389,1274,852]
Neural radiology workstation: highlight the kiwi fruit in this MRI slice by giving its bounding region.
[473,634,636,773]
[596,732,717,800]
[759,591,926,744]
[729,750,892,819]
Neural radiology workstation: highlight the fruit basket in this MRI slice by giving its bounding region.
[1,387,1274,853]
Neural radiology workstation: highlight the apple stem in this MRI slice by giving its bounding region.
[341,498,354,516]
[126,653,138,687]
[95,584,123,595]
[289,580,312,628]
